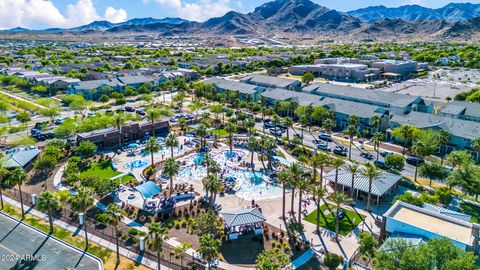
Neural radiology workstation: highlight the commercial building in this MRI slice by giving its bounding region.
[77,121,169,148]
[206,77,266,101]
[289,63,381,82]
[382,201,479,252]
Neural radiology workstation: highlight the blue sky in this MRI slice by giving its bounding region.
[1,0,479,29]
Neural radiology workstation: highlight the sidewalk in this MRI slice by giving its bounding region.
[1,195,167,270]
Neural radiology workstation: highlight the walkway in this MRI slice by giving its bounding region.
[1,195,168,270]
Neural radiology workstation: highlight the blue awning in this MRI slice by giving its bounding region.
[136,181,161,199]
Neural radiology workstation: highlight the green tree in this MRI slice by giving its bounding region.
[362,163,378,212]
[446,150,471,169]
[225,122,237,154]
[198,234,221,269]
[75,141,97,158]
[165,133,179,158]
[191,210,223,238]
[411,130,439,182]
[392,125,417,155]
[301,72,314,84]
[162,158,180,196]
[345,163,360,198]
[256,248,291,270]
[7,168,28,219]
[344,125,360,160]
[359,232,377,263]
[96,203,122,264]
[324,252,342,270]
[113,114,125,149]
[419,161,450,186]
[385,154,405,170]
[437,130,452,165]
[37,191,62,233]
[148,223,169,270]
[448,163,480,200]
[371,132,384,161]
[329,192,353,242]
[146,108,161,136]
[172,242,192,267]
[145,137,160,168]
[70,186,95,248]
[16,112,30,135]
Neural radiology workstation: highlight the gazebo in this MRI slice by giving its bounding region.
[221,208,266,240]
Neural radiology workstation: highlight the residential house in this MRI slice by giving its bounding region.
[206,78,266,102]
[439,101,480,123]
[241,74,302,91]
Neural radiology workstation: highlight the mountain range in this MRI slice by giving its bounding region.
[3,0,480,41]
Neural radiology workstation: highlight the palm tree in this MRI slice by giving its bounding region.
[411,139,436,182]
[392,125,416,155]
[202,175,222,209]
[288,163,304,219]
[173,242,192,267]
[437,130,452,165]
[70,186,94,248]
[225,122,237,154]
[8,168,28,219]
[345,163,360,199]
[37,191,62,233]
[296,179,310,224]
[371,132,384,161]
[146,108,161,137]
[278,170,290,220]
[148,222,169,270]
[165,133,179,158]
[196,124,208,150]
[285,116,293,144]
[145,137,161,167]
[247,136,258,170]
[317,153,329,187]
[329,192,353,242]
[264,138,277,169]
[113,114,125,149]
[370,115,382,134]
[362,164,378,212]
[97,203,122,263]
[331,158,345,191]
[198,234,221,269]
[344,125,360,160]
[162,158,180,195]
[310,185,328,233]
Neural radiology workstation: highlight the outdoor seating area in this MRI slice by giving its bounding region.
[221,207,267,240]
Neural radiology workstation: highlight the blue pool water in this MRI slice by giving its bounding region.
[125,160,149,169]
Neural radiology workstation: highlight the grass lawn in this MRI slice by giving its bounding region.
[211,128,228,137]
[80,160,136,185]
[459,202,480,223]
[304,204,365,236]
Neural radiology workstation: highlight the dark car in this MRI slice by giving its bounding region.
[406,156,425,165]
[333,147,347,156]
[264,122,275,128]
[360,152,374,160]
[374,160,392,170]
[125,106,135,112]
[319,133,332,141]
[136,110,146,116]
[269,128,283,137]
[54,118,64,125]
[380,151,392,157]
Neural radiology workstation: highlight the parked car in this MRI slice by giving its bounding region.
[264,122,275,128]
[360,152,374,160]
[318,133,332,141]
[317,143,330,151]
[406,156,425,165]
[269,128,283,137]
[125,106,135,112]
[54,118,64,125]
[374,160,392,170]
[380,151,392,157]
[136,110,146,116]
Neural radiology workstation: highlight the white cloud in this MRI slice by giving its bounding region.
[151,0,234,21]
[0,0,127,29]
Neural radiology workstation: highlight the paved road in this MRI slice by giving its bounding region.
[0,213,102,270]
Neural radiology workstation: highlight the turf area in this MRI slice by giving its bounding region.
[80,160,136,184]
[211,129,228,137]
[304,204,365,236]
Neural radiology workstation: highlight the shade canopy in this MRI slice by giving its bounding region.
[136,181,161,199]
[221,208,266,228]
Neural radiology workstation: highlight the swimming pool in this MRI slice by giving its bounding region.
[125,160,149,169]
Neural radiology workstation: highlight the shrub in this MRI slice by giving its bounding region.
[181,219,188,228]
[128,228,139,236]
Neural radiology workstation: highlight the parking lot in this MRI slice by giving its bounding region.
[0,213,102,270]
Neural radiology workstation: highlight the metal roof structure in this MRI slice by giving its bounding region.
[206,77,265,95]
[324,167,402,196]
[1,148,41,169]
[136,181,161,199]
[241,74,301,89]
[221,208,266,228]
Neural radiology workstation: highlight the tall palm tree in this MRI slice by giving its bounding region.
[329,192,353,242]
[344,125,360,160]
[198,234,221,269]
[162,158,180,195]
[8,167,28,219]
[173,242,192,267]
[345,163,360,199]
[70,186,95,248]
[146,108,161,137]
[370,115,382,134]
[113,114,125,150]
[392,125,416,155]
[278,170,290,220]
[296,179,310,224]
[288,163,304,219]
[362,164,378,212]
[145,137,161,167]
[148,222,169,270]
[202,175,222,209]
[331,158,345,191]
[317,153,329,187]
[225,122,237,154]
[411,139,436,182]
[285,116,293,144]
[437,130,452,165]
[0,166,7,210]
[37,191,62,233]
[165,133,179,158]
[371,132,384,161]
[97,203,122,263]
[264,138,277,169]
[310,185,328,233]
[196,124,208,150]
[247,136,258,170]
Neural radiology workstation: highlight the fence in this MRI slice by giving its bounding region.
[1,188,216,270]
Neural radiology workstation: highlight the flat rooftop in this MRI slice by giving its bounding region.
[386,202,473,245]
[0,213,103,270]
